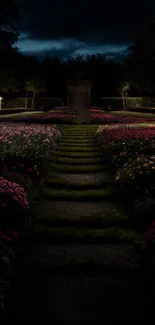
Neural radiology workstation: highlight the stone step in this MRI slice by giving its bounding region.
[53,150,103,158]
[59,135,97,142]
[59,125,98,129]
[43,171,115,189]
[58,140,97,145]
[43,177,114,189]
[61,132,96,136]
[21,243,139,269]
[51,156,105,165]
[33,199,129,227]
[21,227,139,246]
[56,142,98,147]
[41,186,118,201]
[60,135,96,139]
[56,146,101,152]
[47,163,109,173]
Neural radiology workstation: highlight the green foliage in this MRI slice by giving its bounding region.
[25,80,41,94]
[118,81,130,97]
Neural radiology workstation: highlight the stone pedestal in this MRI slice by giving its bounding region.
[67,78,92,124]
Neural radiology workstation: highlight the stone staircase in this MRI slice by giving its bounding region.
[2,125,145,324]
[26,124,139,267]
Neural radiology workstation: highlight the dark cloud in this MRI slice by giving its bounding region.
[16,0,155,60]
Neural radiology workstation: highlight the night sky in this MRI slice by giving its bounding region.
[16,0,155,61]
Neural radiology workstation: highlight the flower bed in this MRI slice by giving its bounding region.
[0,122,61,230]
[2,110,155,124]
[0,123,61,179]
[96,124,155,228]
[0,122,61,314]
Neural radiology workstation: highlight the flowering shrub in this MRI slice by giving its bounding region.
[116,155,155,188]
[96,125,155,169]
[97,125,155,143]
[0,176,29,230]
[115,156,155,225]
[0,123,61,178]
[96,124,155,227]
[0,167,32,190]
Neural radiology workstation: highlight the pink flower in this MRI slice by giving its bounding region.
[28,168,32,172]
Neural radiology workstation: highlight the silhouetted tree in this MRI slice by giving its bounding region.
[125,21,155,95]
[118,81,130,109]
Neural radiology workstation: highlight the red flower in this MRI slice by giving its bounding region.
[152,221,155,228]
[28,168,32,172]
[141,244,147,249]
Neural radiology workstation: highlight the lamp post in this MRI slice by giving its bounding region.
[0,97,2,110]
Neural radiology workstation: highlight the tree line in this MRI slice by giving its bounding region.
[1,0,155,109]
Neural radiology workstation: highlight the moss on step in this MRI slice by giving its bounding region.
[61,136,96,139]
[53,151,103,158]
[57,142,98,147]
[33,199,129,227]
[43,173,115,189]
[61,133,96,137]
[58,140,97,144]
[47,163,109,173]
[41,186,118,200]
[28,227,139,244]
[51,156,105,165]
[56,146,101,152]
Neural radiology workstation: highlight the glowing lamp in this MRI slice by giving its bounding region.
[0,97,2,110]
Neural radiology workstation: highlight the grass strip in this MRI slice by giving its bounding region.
[109,111,155,118]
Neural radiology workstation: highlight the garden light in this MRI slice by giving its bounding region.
[0,97,2,109]
[0,97,2,110]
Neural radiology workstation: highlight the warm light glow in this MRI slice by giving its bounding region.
[0,97,2,109]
